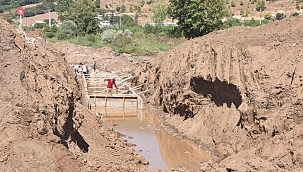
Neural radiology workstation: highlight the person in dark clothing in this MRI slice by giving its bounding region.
[104,78,118,95]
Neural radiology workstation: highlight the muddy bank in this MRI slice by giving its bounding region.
[132,16,303,171]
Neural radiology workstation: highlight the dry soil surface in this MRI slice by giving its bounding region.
[132,16,303,171]
[2,12,303,172]
[0,18,150,172]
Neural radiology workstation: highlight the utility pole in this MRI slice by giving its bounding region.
[119,15,121,28]
[48,9,51,27]
[259,7,262,25]
[19,14,22,25]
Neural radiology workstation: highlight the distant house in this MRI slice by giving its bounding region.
[99,20,110,27]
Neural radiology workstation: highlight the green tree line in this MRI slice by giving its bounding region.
[23,2,55,17]
[0,0,51,12]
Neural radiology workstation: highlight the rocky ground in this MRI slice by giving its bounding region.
[132,15,303,171]
[1,12,303,172]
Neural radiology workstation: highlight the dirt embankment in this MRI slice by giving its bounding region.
[53,41,151,75]
[132,16,303,171]
[0,19,148,171]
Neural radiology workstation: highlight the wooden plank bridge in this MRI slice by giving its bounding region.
[81,71,145,110]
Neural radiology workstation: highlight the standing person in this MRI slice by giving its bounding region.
[73,64,79,73]
[92,58,96,73]
[77,64,82,80]
[78,63,82,73]
[104,78,118,95]
[82,62,88,77]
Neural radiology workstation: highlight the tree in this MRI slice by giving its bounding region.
[140,0,145,7]
[231,0,236,7]
[240,0,244,5]
[245,7,250,17]
[134,5,142,14]
[95,0,100,8]
[121,14,137,27]
[67,0,99,35]
[168,0,228,39]
[56,0,73,21]
[24,8,35,17]
[151,0,168,24]
[240,9,244,16]
[57,20,77,40]
[121,4,126,12]
[256,0,266,12]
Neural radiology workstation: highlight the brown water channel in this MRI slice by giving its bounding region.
[93,106,214,170]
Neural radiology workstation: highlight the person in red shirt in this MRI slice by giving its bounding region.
[104,78,118,95]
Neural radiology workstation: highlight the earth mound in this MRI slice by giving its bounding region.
[0,18,147,171]
[132,16,303,171]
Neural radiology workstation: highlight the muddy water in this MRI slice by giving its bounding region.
[93,106,214,170]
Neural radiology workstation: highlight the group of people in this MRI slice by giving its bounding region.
[73,57,118,95]
[73,58,97,76]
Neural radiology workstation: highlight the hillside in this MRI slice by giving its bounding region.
[2,0,300,26]
[132,15,303,171]
[102,0,300,24]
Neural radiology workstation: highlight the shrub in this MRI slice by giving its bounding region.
[291,12,300,17]
[264,13,272,20]
[101,29,115,44]
[57,20,77,40]
[34,23,45,29]
[276,13,286,20]
[240,0,244,6]
[112,29,133,48]
[223,18,242,29]
[231,0,236,7]
[87,34,97,43]
[243,18,260,27]
[45,32,55,38]
[164,26,182,38]
[240,9,245,16]
[101,29,133,49]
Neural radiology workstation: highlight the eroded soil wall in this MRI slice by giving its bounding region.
[132,16,303,171]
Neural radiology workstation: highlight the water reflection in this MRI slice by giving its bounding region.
[95,107,213,170]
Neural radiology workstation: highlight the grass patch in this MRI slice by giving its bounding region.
[118,38,181,55]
